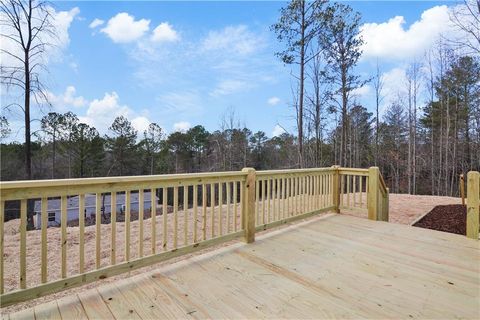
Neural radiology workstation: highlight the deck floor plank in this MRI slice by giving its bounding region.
[33,300,61,320]
[6,214,480,319]
[56,294,88,320]
[96,283,142,320]
[77,289,115,320]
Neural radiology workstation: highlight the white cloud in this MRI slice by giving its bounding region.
[131,116,151,133]
[0,6,79,68]
[79,92,151,135]
[89,18,104,29]
[151,22,179,43]
[158,90,203,116]
[272,125,286,137]
[47,86,87,112]
[267,97,281,106]
[101,13,150,43]
[351,85,371,98]
[360,6,453,60]
[173,121,191,132]
[382,67,408,100]
[202,25,264,55]
[210,79,250,97]
[54,7,80,49]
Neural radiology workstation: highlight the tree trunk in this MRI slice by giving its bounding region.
[298,0,306,168]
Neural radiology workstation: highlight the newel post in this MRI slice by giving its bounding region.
[242,168,256,243]
[466,171,479,240]
[368,166,379,221]
[331,165,340,213]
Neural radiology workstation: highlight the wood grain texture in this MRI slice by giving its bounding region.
[10,214,478,320]
[466,171,480,239]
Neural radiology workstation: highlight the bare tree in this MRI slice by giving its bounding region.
[373,60,384,166]
[320,2,366,167]
[406,60,422,194]
[271,0,327,168]
[449,0,480,54]
[0,0,56,179]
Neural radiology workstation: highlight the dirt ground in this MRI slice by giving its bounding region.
[1,193,461,314]
[342,193,461,224]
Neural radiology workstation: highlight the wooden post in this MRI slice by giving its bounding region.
[242,168,256,243]
[384,187,389,222]
[331,166,340,213]
[460,174,465,206]
[466,171,479,240]
[368,167,379,221]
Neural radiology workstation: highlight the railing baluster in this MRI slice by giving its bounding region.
[272,179,276,221]
[240,180,245,229]
[353,175,356,207]
[20,199,26,289]
[162,188,167,251]
[340,175,344,207]
[0,200,3,293]
[255,179,259,224]
[267,179,271,223]
[125,190,131,261]
[41,197,47,283]
[173,186,178,249]
[150,189,156,255]
[193,185,198,243]
[218,182,222,236]
[285,177,290,218]
[365,177,369,209]
[347,175,351,208]
[302,176,306,213]
[184,185,189,246]
[233,181,238,232]
[210,183,215,238]
[62,195,68,276]
[111,192,117,264]
[202,184,207,240]
[293,176,296,214]
[276,179,281,220]
[139,189,144,258]
[282,177,286,219]
[307,176,313,211]
[79,194,85,273]
[262,179,266,224]
[359,176,363,207]
[311,175,315,210]
[226,182,231,232]
[95,194,101,269]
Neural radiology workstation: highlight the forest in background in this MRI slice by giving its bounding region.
[1,0,479,197]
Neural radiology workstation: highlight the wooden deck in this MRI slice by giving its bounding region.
[5,214,480,319]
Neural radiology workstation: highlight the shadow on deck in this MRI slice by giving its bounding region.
[7,214,480,319]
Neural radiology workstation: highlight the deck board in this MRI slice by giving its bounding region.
[6,214,480,319]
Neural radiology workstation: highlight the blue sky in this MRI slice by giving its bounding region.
[2,0,461,141]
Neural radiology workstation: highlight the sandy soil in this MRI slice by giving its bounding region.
[1,193,461,314]
[341,193,462,224]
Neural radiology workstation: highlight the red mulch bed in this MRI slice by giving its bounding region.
[413,204,466,235]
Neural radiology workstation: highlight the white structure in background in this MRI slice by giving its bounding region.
[33,191,158,229]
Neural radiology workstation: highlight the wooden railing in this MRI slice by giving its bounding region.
[466,171,480,239]
[0,166,388,306]
[255,168,336,231]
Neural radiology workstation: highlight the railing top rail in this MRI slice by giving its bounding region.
[338,168,368,176]
[378,172,387,194]
[0,171,248,190]
[256,167,334,177]
[0,171,249,201]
